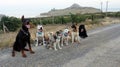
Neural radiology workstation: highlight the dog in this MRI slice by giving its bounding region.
[54,31,62,50]
[71,24,80,43]
[46,31,62,51]
[61,28,71,46]
[35,25,45,46]
[79,24,88,38]
[12,16,34,58]
[45,32,55,49]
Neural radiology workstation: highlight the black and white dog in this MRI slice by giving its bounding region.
[12,16,35,58]
[46,31,62,51]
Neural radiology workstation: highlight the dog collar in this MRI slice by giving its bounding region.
[21,29,29,36]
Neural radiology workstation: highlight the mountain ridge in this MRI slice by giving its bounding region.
[39,3,101,17]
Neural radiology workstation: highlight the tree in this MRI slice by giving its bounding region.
[69,13,77,24]
[0,16,21,32]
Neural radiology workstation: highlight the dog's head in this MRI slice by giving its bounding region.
[37,25,43,32]
[64,29,69,33]
[79,24,85,29]
[71,24,77,32]
[63,29,70,37]
[21,15,31,31]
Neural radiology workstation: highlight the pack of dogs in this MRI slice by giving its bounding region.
[12,16,87,58]
[35,24,80,51]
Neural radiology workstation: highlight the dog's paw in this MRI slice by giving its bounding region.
[22,54,27,58]
[30,51,35,54]
[12,52,15,57]
[12,51,15,57]
[54,49,58,51]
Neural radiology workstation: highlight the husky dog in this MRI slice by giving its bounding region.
[46,31,62,51]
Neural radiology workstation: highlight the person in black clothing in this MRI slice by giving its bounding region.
[79,24,88,38]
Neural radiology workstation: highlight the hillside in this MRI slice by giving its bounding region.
[40,3,101,17]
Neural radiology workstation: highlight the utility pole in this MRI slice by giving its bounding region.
[101,2,103,13]
[106,1,109,17]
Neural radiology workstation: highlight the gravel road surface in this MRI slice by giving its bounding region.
[0,24,120,67]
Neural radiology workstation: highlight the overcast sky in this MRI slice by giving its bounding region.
[0,0,120,18]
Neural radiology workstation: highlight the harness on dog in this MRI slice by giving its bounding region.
[38,32,42,35]
[63,29,69,37]
[64,32,68,37]
[37,25,44,37]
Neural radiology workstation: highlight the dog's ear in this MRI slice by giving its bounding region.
[21,15,31,26]
[21,15,25,23]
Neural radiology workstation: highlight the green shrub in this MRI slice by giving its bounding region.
[0,16,21,32]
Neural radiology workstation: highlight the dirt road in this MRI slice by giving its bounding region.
[0,24,120,67]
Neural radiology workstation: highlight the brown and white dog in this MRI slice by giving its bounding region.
[71,24,80,44]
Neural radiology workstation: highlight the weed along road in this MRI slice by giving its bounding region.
[0,24,120,67]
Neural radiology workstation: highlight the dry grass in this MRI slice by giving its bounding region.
[0,32,17,49]
[0,17,120,49]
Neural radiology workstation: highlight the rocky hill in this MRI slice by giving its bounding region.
[40,3,101,17]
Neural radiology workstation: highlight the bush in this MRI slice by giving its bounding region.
[0,16,21,32]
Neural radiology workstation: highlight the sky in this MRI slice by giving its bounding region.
[0,0,120,18]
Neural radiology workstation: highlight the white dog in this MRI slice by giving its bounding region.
[61,29,71,46]
[35,25,45,46]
